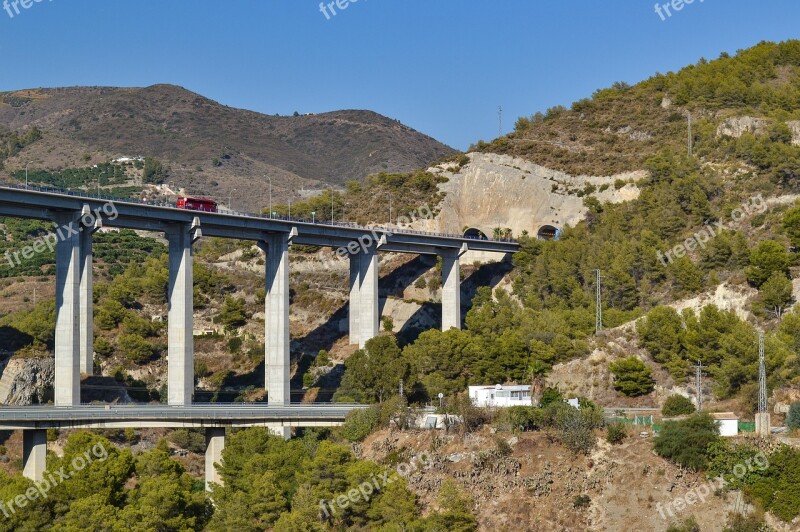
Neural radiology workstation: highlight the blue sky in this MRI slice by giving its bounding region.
[0,1,798,150]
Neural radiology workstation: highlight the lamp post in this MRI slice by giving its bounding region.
[229,189,236,211]
[25,162,31,189]
[330,185,334,223]
[266,175,272,217]
[311,210,316,223]
[387,193,393,226]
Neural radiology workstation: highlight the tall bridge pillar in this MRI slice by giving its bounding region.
[441,246,466,331]
[52,211,83,406]
[166,219,201,406]
[79,206,101,375]
[358,250,379,348]
[260,234,291,440]
[260,234,290,406]
[205,428,225,491]
[348,254,361,345]
[22,429,47,482]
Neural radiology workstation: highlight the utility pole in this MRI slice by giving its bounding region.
[687,111,693,157]
[756,331,771,437]
[399,379,404,398]
[695,361,703,411]
[498,105,503,138]
[595,269,602,335]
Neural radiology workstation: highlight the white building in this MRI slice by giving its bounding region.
[469,384,532,407]
[710,412,739,437]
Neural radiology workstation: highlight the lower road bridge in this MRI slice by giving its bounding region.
[2,403,365,489]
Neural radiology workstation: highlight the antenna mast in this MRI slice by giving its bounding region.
[695,361,703,411]
[595,269,602,335]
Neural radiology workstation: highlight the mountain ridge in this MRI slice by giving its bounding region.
[0,84,455,210]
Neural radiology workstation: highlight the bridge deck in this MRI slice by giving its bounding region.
[0,404,364,429]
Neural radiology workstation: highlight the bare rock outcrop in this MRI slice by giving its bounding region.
[0,356,54,405]
[716,116,768,138]
[421,153,643,238]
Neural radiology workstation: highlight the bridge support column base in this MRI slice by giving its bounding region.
[755,412,771,437]
[442,251,461,331]
[267,424,291,440]
[23,429,47,482]
[358,251,379,348]
[349,254,361,345]
[205,428,225,491]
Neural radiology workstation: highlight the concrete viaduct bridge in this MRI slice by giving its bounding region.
[0,185,518,487]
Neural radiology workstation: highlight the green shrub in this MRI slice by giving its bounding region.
[606,423,627,444]
[654,413,720,471]
[747,446,800,522]
[666,516,700,532]
[539,387,563,408]
[609,357,655,397]
[94,337,114,358]
[722,513,770,532]
[117,334,156,364]
[339,406,380,442]
[787,402,800,430]
[168,429,206,453]
[227,336,243,353]
[315,350,330,367]
[497,406,543,432]
[573,495,591,508]
[662,395,696,417]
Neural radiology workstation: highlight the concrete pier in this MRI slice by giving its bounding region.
[358,250,379,348]
[205,428,225,491]
[349,254,361,345]
[441,251,462,331]
[261,234,290,406]
[78,208,98,375]
[166,224,196,406]
[22,429,47,482]
[52,212,82,406]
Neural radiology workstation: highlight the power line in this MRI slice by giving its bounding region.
[498,105,503,138]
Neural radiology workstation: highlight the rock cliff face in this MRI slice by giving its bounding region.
[0,356,54,405]
[716,116,768,138]
[421,153,643,238]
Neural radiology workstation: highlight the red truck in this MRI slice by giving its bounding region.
[176,196,218,213]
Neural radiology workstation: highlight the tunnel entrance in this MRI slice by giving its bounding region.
[537,225,559,241]
[464,228,488,240]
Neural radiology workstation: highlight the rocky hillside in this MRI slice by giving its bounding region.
[0,85,455,211]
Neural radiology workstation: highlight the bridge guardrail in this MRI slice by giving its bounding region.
[0,183,518,244]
